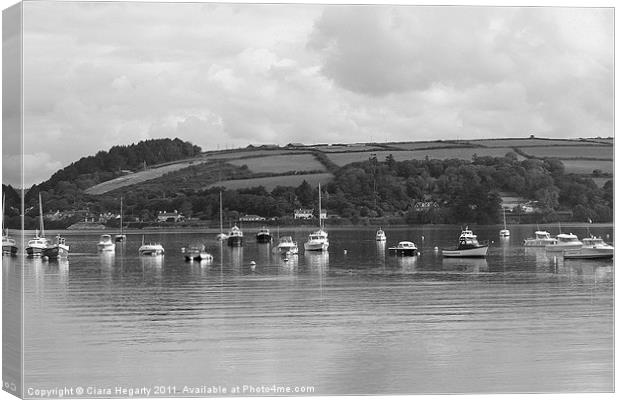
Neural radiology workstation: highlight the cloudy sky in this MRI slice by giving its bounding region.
[3,2,614,186]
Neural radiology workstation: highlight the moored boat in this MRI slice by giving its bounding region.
[303,183,329,252]
[114,196,126,242]
[216,191,229,242]
[545,233,582,252]
[273,236,298,256]
[388,241,418,256]
[43,234,70,259]
[499,208,510,237]
[563,236,613,260]
[227,225,244,247]
[26,194,50,257]
[256,227,272,243]
[442,227,488,258]
[184,244,213,261]
[523,231,557,247]
[138,236,165,256]
[375,228,386,241]
[97,234,116,252]
[2,195,18,255]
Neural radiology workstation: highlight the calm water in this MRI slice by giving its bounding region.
[4,225,614,395]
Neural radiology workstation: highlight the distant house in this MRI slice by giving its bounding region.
[239,214,266,222]
[413,201,439,212]
[294,209,326,219]
[157,210,185,223]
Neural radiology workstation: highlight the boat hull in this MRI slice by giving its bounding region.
[43,245,69,259]
[97,243,115,252]
[2,244,18,255]
[114,234,126,243]
[545,244,582,252]
[563,248,614,260]
[523,239,557,247]
[388,248,417,256]
[139,249,164,256]
[442,245,488,258]
[499,230,510,237]
[256,233,272,243]
[26,246,46,257]
[304,241,328,252]
[227,236,243,247]
[185,252,213,261]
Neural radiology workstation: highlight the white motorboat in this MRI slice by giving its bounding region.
[523,231,557,247]
[184,245,213,261]
[375,228,387,241]
[442,227,488,258]
[97,234,116,252]
[2,195,18,255]
[499,208,510,237]
[227,225,244,247]
[138,236,165,256]
[304,183,329,252]
[43,234,70,259]
[273,236,299,256]
[545,233,582,252]
[388,241,418,256]
[563,236,613,260]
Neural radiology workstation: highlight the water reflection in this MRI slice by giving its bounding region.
[376,241,386,267]
[304,251,329,273]
[395,255,417,271]
[139,256,164,269]
[230,247,244,270]
[257,243,271,264]
[99,252,115,269]
[441,257,488,273]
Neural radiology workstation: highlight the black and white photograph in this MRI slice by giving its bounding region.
[1,1,614,398]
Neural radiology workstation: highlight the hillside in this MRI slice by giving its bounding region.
[13,136,613,230]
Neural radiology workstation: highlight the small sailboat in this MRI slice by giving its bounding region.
[216,191,229,241]
[26,193,51,257]
[304,183,329,252]
[375,227,386,241]
[256,226,272,243]
[227,225,244,247]
[114,196,126,242]
[97,234,116,252]
[138,235,165,256]
[499,208,510,237]
[442,227,488,258]
[2,195,18,256]
[388,241,418,256]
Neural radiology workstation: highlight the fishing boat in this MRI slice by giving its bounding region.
[375,228,386,241]
[256,227,272,243]
[304,183,329,252]
[216,191,229,241]
[523,231,557,247]
[184,244,213,262]
[26,193,51,257]
[545,233,582,252]
[43,234,70,259]
[2,195,18,255]
[138,236,165,256]
[97,234,116,252]
[563,236,613,260]
[272,236,298,256]
[388,241,418,256]
[499,208,510,237]
[227,225,244,247]
[114,196,126,242]
[442,227,488,258]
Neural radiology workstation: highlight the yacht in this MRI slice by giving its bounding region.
[545,233,582,252]
[523,231,557,247]
[256,227,272,243]
[304,183,329,252]
[375,228,387,241]
[273,236,299,256]
[26,194,51,257]
[563,236,613,260]
[388,241,418,256]
[97,234,116,252]
[442,227,488,258]
[227,225,244,247]
[138,236,165,256]
[43,234,70,259]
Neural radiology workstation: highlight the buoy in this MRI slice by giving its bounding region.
[344,249,348,255]
[417,251,421,256]
[434,246,439,251]
[421,236,425,241]
[181,247,186,253]
[250,260,256,266]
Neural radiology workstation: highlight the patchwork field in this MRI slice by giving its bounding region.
[470,138,596,147]
[206,173,333,191]
[229,154,325,174]
[561,160,613,175]
[520,145,612,160]
[387,141,473,150]
[310,144,384,152]
[326,147,521,166]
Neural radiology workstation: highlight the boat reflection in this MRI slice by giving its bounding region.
[140,255,163,269]
[396,255,417,271]
[230,247,244,269]
[376,241,386,267]
[99,251,115,269]
[304,251,329,273]
[257,242,271,263]
[441,257,488,273]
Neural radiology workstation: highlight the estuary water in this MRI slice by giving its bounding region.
[5,225,614,395]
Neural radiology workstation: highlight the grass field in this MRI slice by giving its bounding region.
[520,145,612,160]
[561,160,613,175]
[387,141,472,150]
[326,147,521,166]
[228,154,325,174]
[470,138,596,147]
[206,173,333,191]
[311,144,384,152]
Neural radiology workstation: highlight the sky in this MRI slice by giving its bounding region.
[1,2,614,186]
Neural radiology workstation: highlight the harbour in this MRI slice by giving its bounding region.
[6,224,613,394]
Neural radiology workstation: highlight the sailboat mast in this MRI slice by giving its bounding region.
[39,192,45,237]
[2,193,5,235]
[219,191,223,233]
[120,196,124,235]
[318,183,322,230]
